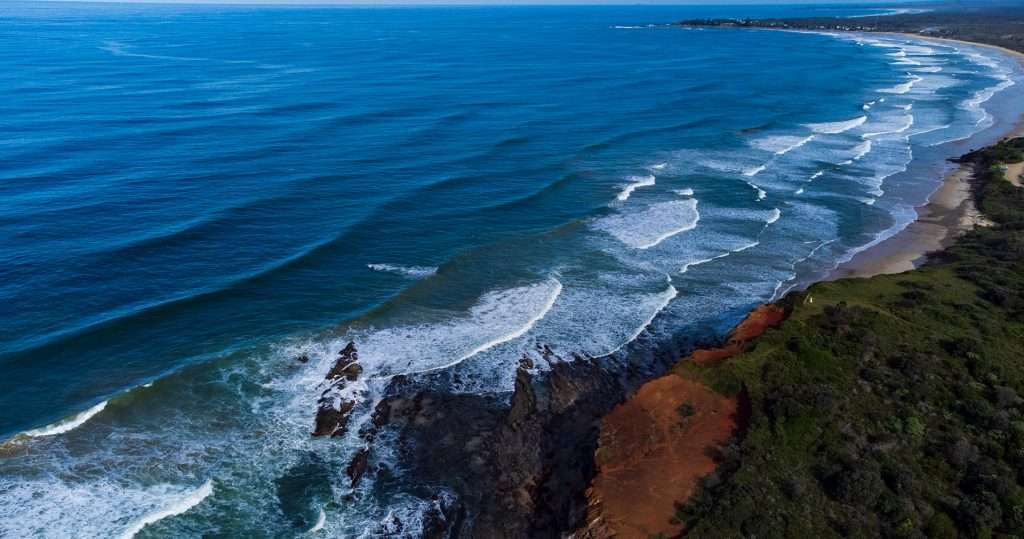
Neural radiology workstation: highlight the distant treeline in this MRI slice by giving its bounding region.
[676,4,1024,54]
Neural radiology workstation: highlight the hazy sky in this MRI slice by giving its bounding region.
[46,0,909,4]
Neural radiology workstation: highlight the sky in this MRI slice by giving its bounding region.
[41,0,913,4]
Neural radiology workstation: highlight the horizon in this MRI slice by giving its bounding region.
[29,0,922,6]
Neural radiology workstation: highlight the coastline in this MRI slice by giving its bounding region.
[576,28,1024,539]
[828,32,1024,280]
[885,31,1024,67]
[829,163,988,279]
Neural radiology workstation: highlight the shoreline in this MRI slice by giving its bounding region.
[828,32,1024,280]
[576,28,1024,538]
[829,162,989,279]
[885,31,1024,67]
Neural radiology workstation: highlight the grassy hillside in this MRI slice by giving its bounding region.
[672,139,1024,538]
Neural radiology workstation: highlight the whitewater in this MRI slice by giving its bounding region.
[1,4,1022,537]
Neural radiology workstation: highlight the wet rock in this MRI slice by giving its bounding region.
[346,447,370,488]
[326,342,362,381]
[313,400,355,437]
[366,345,644,538]
[422,494,466,539]
[312,341,362,438]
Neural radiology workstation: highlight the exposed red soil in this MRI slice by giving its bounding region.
[691,304,787,365]
[582,374,738,539]
[577,304,787,539]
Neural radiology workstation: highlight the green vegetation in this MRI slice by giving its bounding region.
[676,4,1024,55]
[673,138,1024,538]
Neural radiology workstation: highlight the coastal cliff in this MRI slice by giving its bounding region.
[576,305,784,539]
[317,342,698,537]
[575,138,1024,538]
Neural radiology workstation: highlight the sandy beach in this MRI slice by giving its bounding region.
[830,164,990,279]
[886,32,1024,67]
[831,33,1024,280]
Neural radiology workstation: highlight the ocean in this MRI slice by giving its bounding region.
[1,3,1022,537]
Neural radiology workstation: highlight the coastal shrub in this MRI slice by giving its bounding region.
[925,512,957,539]
[676,137,1024,538]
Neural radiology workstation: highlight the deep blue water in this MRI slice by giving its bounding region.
[1,3,1022,537]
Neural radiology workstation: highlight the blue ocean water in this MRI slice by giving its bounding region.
[1,3,1022,537]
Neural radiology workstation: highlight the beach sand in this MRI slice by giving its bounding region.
[830,165,990,279]
[830,33,1023,280]
[1004,162,1024,187]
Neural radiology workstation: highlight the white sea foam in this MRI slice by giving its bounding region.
[0,479,220,539]
[911,123,951,138]
[745,181,767,201]
[743,164,766,177]
[679,241,759,274]
[752,134,815,156]
[119,480,214,539]
[674,188,694,196]
[598,283,677,356]
[851,140,873,160]
[915,66,943,73]
[809,171,824,180]
[616,174,656,201]
[450,280,562,368]
[964,79,1015,126]
[354,279,564,378]
[24,400,108,437]
[524,275,685,364]
[367,264,438,278]
[879,75,923,94]
[594,199,700,249]
[765,208,781,224]
[649,162,667,171]
[863,114,914,138]
[805,115,866,134]
[308,508,327,534]
[795,188,804,195]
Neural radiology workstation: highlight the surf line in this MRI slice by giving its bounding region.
[368,278,564,380]
[679,207,781,274]
[22,400,109,438]
[119,480,215,539]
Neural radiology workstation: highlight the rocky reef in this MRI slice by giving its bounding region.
[314,338,697,537]
[312,341,362,438]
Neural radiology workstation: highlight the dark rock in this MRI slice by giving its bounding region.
[313,400,355,437]
[326,342,362,381]
[422,494,465,539]
[313,320,695,538]
[346,448,370,488]
[312,341,362,438]
[368,348,657,538]
[518,355,534,370]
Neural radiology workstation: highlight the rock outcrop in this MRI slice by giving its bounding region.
[312,335,700,537]
[312,342,362,438]
[363,345,672,538]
